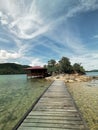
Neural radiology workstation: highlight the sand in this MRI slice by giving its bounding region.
[46,74,98,129]
[45,74,92,82]
[66,81,98,130]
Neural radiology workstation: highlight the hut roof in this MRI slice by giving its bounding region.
[25,66,47,70]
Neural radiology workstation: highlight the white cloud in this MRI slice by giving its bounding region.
[0,11,8,25]
[0,11,2,17]
[0,0,22,18]
[0,0,98,70]
[13,38,29,54]
[66,0,98,18]
[1,0,98,40]
[1,19,8,25]
[80,0,98,9]
[0,50,21,60]
[29,58,45,67]
[13,24,50,39]
[46,26,86,55]
[64,33,86,54]
[70,51,98,71]
[0,0,45,39]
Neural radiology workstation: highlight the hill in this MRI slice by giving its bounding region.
[86,70,98,72]
[0,63,30,75]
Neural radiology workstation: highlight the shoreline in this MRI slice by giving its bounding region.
[46,74,98,129]
[45,74,97,82]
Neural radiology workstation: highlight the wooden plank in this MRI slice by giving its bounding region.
[29,111,80,117]
[26,115,81,121]
[24,118,83,124]
[18,126,83,130]
[34,108,78,112]
[20,122,85,129]
[15,80,89,130]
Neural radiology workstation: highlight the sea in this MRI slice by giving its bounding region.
[0,73,98,130]
[0,74,51,130]
[86,72,98,87]
[86,71,98,76]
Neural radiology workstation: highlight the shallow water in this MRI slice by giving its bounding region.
[86,72,98,87]
[0,74,51,130]
[87,79,98,87]
[86,71,98,76]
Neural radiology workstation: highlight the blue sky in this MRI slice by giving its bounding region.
[0,0,98,70]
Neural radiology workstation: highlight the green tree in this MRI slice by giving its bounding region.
[73,63,85,74]
[59,57,73,73]
[46,57,85,75]
[0,63,29,74]
[47,59,57,75]
[48,59,56,67]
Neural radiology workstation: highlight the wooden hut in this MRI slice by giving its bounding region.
[25,66,47,78]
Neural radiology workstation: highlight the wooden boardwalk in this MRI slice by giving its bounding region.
[16,80,88,130]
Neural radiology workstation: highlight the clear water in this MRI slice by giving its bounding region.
[0,74,51,130]
[86,71,98,76]
[86,72,98,87]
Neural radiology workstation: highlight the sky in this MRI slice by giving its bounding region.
[0,0,98,70]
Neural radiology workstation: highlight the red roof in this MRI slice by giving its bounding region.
[25,66,47,70]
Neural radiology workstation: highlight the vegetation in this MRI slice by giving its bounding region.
[0,63,29,74]
[59,57,73,73]
[0,57,85,75]
[67,82,98,130]
[73,63,85,75]
[45,57,85,75]
[46,59,59,75]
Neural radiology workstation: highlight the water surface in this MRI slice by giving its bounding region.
[86,71,98,76]
[0,74,51,130]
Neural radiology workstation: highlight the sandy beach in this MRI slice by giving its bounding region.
[66,81,98,130]
[45,74,93,82]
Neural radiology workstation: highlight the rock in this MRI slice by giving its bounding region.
[75,78,82,82]
[68,79,74,83]
[65,79,74,83]
[45,74,93,82]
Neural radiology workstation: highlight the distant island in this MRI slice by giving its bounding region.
[0,63,30,75]
[0,57,86,75]
[44,57,86,75]
[86,70,98,72]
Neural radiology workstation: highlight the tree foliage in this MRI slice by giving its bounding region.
[59,57,73,73]
[48,59,56,67]
[0,63,29,75]
[73,63,85,74]
[47,59,57,75]
[46,57,85,75]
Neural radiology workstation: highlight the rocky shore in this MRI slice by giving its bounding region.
[45,74,95,82]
